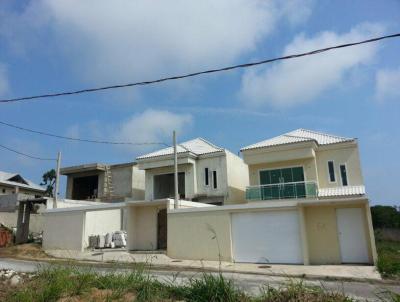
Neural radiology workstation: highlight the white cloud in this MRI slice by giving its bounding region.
[0,63,9,96]
[1,0,313,87]
[240,23,385,108]
[278,0,314,26]
[117,109,192,150]
[375,67,400,101]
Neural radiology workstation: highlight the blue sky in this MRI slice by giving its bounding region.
[0,0,399,205]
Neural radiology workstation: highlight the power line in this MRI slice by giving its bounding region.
[1,33,399,103]
[0,143,56,161]
[0,120,169,147]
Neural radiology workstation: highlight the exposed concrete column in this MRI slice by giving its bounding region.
[364,201,378,265]
[298,206,310,265]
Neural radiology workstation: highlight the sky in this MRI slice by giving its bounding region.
[0,0,399,205]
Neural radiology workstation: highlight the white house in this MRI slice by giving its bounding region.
[136,138,249,205]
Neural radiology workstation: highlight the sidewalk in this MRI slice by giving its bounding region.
[46,249,382,282]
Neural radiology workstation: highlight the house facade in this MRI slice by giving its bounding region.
[241,128,365,201]
[168,129,376,265]
[136,138,249,205]
[0,171,45,198]
[61,162,145,202]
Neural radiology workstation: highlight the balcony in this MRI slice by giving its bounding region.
[246,181,318,201]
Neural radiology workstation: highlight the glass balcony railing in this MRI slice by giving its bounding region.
[246,181,318,201]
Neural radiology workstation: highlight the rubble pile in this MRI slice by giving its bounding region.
[0,269,35,286]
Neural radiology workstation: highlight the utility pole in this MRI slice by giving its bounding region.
[173,131,178,209]
[54,151,61,209]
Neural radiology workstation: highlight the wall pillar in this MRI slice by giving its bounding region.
[298,206,310,265]
[365,202,378,265]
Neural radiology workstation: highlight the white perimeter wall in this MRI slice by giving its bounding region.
[84,209,121,248]
[43,211,85,251]
[43,207,122,251]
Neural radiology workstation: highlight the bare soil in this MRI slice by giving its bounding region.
[0,243,50,260]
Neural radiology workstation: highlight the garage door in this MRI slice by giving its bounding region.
[232,210,303,264]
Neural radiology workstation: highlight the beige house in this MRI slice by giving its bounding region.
[168,129,377,265]
[136,138,249,205]
[61,162,145,202]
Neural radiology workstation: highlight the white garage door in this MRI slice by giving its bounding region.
[232,210,303,264]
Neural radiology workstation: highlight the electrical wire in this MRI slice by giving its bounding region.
[0,120,169,147]
[0,33,399,103]
[0,143,56,161]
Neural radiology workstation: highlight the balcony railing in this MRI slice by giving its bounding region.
[246,181,318,201]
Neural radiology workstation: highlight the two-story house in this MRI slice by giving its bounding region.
[136,138,249,205]
[61,162,145,202]
[238,129,376,264]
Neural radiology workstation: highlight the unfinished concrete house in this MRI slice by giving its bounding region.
[61,162,145,202]
[136,138,249,205]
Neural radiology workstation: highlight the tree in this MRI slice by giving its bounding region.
[370,205,400,229]
[41,169,56,197]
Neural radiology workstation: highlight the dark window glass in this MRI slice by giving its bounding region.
[205,168,209,186]
[260,170,271,185]
[213,170,217,189]
[328,161,335,182]
[340,165,348,186]
[292,167,305,182]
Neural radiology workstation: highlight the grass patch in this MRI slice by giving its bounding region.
[258,279,355,302]
[376,240,400,279]
[4,264,398,302]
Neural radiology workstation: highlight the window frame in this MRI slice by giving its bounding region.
[339,163,349,186]
[212,170,218,189]
[258,165,306,185]
[204,167,210,186]
[327,160,336,183]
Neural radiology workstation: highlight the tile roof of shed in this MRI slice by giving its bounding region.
[241,129,355,151]
[137,138,224,160]
[0,171,45,192]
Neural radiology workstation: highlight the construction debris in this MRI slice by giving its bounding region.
[88,231,127,249]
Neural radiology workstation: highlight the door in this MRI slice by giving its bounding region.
[157,209,167,250]
[336,208,369,263]
[232,210,303,263]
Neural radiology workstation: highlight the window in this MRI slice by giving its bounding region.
[2,189,5,193]
[212,170,217,189]
[259,167,305,199]
[328,161,335,182]
[340,164,348,186]
[204,168,209,186]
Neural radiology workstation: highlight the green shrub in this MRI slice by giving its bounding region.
[376,240,400,278]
